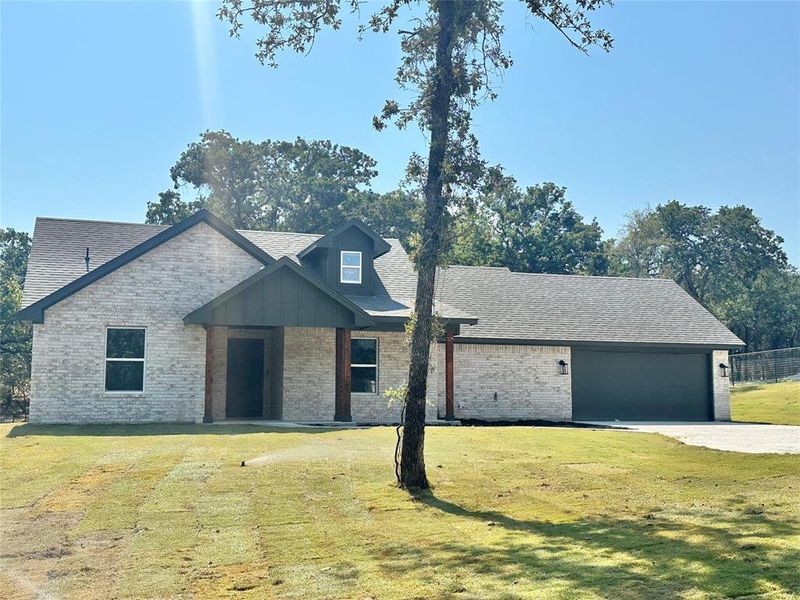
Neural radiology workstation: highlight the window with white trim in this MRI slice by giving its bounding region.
[105,328,145,392]
[340,251,362,284]
[351,337,378,393]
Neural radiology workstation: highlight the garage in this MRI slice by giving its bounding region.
[571,348,713,421]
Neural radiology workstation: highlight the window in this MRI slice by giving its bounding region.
[105,328,145,392]
[351,337,377,393]
[340,251,362,284]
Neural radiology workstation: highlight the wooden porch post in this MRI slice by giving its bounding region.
[203,325,214,423]
[445,330,455,421]
[335,328,352,422]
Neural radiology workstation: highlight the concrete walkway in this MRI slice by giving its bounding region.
[583,422,800,454]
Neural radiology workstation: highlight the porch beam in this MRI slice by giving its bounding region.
[203,325,214,423]
[335,328,352,422]
[445,330,455,420]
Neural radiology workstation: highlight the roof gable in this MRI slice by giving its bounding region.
[184,257,375,328]
[297,219,392,260]
[16,210,274,323]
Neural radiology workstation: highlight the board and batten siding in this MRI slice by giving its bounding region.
[29,222,264,423]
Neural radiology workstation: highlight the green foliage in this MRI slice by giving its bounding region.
[448,178,608,275]
[718,267,800,351]
[145,189,202,225]
[403,310,445,345]
[610,202,794,351]
[342,188,422,250]
[148,131,421,242]
[383,383,408,409]
[218,0,613,229]
[0,228,32,420]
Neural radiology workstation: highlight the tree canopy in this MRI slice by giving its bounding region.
[147,131,421,247]
[610,201,795,351]
[449,177,608,275]
[0,228,32,420]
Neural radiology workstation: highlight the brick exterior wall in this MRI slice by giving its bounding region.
[712,349,732,421]
[26,219,731,425]
[282,327,337,421]
[29,223,263,423]
[350,330,438,423]
[279,328,437,423]
[437,343,572,421]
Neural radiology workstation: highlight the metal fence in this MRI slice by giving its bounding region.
[730,347,800,384]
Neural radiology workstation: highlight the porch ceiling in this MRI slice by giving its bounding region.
[184,257,375,329]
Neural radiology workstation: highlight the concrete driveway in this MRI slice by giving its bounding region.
[584,422,800,454]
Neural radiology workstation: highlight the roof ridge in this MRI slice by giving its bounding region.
[237,229,321,237]
[36,216,167,227]
[442,263,674,283]
[511,271,675,283]
[443,265,511,272]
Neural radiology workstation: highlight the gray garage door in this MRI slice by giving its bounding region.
[572,349,712,421]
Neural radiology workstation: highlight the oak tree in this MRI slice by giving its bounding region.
[218,0,613,489]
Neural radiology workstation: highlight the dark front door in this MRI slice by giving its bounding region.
[226,338,264,419]
[571,349,712,421]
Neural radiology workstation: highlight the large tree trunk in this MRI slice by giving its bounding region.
[399,0,455,490]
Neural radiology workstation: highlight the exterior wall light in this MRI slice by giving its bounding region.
[719,363,729,378]
[558,359,569,375]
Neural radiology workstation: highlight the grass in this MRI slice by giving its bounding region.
[732,380,800,426]
[1,423,799,599]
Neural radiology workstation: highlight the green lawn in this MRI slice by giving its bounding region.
[732,380,800,426]
[1,424,799,599]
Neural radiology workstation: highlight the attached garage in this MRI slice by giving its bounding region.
[571,348,713,421]
[438,266,743,423]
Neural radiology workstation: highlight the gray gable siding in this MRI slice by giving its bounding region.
[184,259,374,329]
[313,227,377,296]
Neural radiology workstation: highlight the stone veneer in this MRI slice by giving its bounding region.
[29,223,263,423]
[436,343,572,421]
[712,349,732,420]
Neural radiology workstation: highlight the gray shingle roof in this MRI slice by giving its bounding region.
[21,216,743,347]
[436,266,744,348]
[22,218,169,308]
[20,217,471,322]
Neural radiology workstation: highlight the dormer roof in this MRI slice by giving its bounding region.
[297,218,392,260]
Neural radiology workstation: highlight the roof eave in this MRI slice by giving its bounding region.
[450,337,745,350]
[15,209,275,324]
[297,218,392,260]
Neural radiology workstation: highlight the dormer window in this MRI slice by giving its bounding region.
[340,251,362,284]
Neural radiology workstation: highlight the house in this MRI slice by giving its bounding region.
[16,209,744,424]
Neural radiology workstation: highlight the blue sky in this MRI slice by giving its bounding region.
[2,0,798,264]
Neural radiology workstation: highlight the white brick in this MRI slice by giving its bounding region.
[437,343,572,421]
[29,223,263,423]
[712,349,732,421]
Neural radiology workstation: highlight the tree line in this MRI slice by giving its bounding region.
[146,131,800,353]
[1,131,797,418]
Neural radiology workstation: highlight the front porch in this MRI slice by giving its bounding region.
[183,256,463,424]
[200,325,456,424]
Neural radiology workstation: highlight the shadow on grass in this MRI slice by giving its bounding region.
[4,423,336,437]
[394,492,800,598]
[731,383,765,393]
